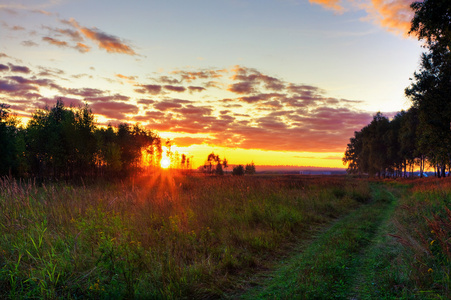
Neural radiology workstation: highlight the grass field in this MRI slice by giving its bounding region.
[0,173,450,299]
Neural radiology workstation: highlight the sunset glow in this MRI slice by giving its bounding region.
[160,157,171,169]
[0,0,423,169]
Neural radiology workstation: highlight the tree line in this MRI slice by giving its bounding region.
[343,0,451,178]
[0,99,162,180]
[201,152,256,175]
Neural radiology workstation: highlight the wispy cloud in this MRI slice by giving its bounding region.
[309,0,345,13]
[64,18,136,55]
[309,0,414,35]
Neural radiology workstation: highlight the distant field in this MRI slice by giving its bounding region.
[0,174,449,298]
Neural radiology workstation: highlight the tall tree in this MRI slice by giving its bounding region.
[0,104,20,176]
[406,0,451,177]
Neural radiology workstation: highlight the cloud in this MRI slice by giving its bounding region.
[0,61,376,153]
[55,28,83,42]
[154,99,191,111]
[42,36,68,47]
[164,85,186,93]
[309,0,414,35]
[366,0,413,35]
[137,99,155,106]
[85,94,130,103]
[8,63,31,73]
[116,74,136,81]
[65,18,136,55]
[309,0,345,12]
[21,40,38,47]
[65,87,104,98]
[172,69,226,82]
[228,81,256,94]
[75,42,90,53]
[135,84,162,95]
[188,86,206,93]
[127,66,374,152]
[90,102,139,120]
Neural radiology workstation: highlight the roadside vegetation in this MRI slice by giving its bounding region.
[241,178,451,299]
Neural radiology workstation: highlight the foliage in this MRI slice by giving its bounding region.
[344,1,451,178]
[0,99,162,180]
[0,104,22,176]
[232,164,245,176]
[343,111,417,177]
[0,175,366,298]
[245,162,256,175]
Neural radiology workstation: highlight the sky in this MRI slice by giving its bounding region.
[0,0,423,169]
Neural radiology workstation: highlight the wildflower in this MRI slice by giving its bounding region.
[430,240,435,246]
[428,268,433,273]
[431,230,435,234]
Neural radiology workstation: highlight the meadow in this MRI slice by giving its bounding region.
[0,173,449,299]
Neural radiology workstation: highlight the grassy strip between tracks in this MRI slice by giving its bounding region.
[240,183,404,299]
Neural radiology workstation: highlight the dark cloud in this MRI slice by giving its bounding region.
[137,99,155,106]
[154,99,186,111]
[0,79,38,93]
[135,84,162,95]
[174,105,213,116]
[66,87,104,97]
[0,64,9,71]
[164,85,186,93]
[228,81,255,94]
[8,63,31,73]
[188,86,205,93]
[231,66,285,91]
[90,102,139,120]
[56,28,83,42]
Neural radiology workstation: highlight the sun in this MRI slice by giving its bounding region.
[160,157,171,169]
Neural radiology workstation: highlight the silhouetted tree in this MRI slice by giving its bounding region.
[222,158,228,174]
[0,104,21,176]
[232,164,245,176]
[406,0,451,177]
[245,162,256,175]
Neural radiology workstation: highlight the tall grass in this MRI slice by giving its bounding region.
[0,174,369,298]
[388,178,451,298]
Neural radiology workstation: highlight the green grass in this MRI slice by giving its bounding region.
[3,175,448,299]
[0,174,369,299]
[239,179,451,299]
[239,183,399,299]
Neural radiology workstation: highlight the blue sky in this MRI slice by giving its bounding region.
[0,0,423,167]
